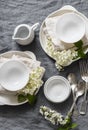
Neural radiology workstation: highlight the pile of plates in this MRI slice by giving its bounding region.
[39,5,88,66]
[0,51,43,106]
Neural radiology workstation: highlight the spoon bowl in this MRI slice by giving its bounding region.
[68,80,85,115]
[67,73,78,99]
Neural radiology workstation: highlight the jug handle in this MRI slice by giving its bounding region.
[31,22,39,30]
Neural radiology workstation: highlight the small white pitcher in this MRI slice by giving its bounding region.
[12,23,39,45]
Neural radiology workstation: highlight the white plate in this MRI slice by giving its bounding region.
[44,76,71,103]
[0,60,29,91]
[56,12,85,43]
[39,5,88,63]
[0,51,36,106]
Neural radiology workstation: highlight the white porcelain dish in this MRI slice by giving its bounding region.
[56,12,85,43]
[44,76,71,103]
[0,60,29,91]
[0,51,36,106]
[12,23,39,45]
[39,5,88,64]
[0,50,36,61]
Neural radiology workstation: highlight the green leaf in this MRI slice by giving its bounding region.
[58,125,71,130]
[74,40,86,58]
[74,40,83,48]
[58,126,69,130]
[77,49,87,58]
[18,94,37,105]
[26,94,37,105]
[70,123,78,129]
[57,117,77,130]
[58,124,77,130]
[57,127,66,130]
[18,94,27,102]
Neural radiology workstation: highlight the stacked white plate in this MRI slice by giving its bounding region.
[39,5,88,65]
[0,51,42,106]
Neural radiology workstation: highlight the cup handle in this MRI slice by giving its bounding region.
[31,22,39,30]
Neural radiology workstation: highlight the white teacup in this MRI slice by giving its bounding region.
[12,23,39,45]
[56,13,86,43]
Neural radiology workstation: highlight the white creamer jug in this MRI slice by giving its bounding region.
[12,23,39,45]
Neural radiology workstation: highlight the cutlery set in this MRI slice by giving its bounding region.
[79,59,88,115]
[0,51,45,106]
[67,59,88,116]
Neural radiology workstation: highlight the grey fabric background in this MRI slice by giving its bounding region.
[0,0,88,130]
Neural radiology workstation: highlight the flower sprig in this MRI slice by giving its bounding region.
[46,38,87,71]
[40,106,77,130]
[17,67,45,105]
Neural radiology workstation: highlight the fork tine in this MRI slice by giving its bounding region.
[85,60,87,72]
[83,60,87,74]
[84,59,88,74]
[79,60,87,77]
[86,59,88,74]
[79,60,84,76]
[79,59,88,115]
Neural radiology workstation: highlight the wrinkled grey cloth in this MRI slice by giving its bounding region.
[0,0,88,130]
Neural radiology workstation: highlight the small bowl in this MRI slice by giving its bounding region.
[44,76,71,103]
[0,60,29,91]
[56,13,85,43]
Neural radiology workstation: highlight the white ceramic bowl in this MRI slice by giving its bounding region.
[0,60,29,91]
[44,76,71,103]
[56,13,85,43]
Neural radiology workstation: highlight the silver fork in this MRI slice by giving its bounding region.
[79,59,88,115]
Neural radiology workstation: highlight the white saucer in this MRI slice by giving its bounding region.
[0,51,37,106]
[44,76,71,103]
[56,12,85,43]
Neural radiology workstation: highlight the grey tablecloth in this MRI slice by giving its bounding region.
[0,0,88,130]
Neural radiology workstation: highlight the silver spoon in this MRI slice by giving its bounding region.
[67,73,79,116]
[67,73,77,99]
[68,80,85,116]
[67,73,77,85]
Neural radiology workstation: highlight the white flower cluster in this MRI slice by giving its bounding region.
[46,39,78,71]
[40,106,69,125]
[18,67,45,95]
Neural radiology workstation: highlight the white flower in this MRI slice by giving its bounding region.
[39,106,68,125]
[46,39,78,71]
[45,111,49,116]
[40,109,44,115]
[49,118,56,125]
[18,67,45,95]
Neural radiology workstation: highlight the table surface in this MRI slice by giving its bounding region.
[0,0,88,130]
